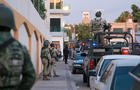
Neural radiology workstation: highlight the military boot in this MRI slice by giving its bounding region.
[54,74,59,77]
[43,75,50,80]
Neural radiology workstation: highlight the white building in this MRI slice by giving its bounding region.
[45,0,70,54]
[4,0,51,77]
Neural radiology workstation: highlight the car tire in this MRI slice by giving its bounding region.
[72,68,76,74]
[83,72,87,83]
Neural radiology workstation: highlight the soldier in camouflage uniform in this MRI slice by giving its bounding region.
[50,43,59,77]
[90,11,107,45]
[41,40,51,80]
[0,5,36,90]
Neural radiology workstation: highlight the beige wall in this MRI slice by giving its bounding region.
[110,19,137,42]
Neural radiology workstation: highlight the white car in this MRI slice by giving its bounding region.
[90,55,140,90]
[93,59,140,90]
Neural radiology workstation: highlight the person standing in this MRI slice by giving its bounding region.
[133,44,140,55]
[50,43,59,77]
[0,5,36,90]
[90,11,107,45]
[41,40,51,80]
[63,45,69,64]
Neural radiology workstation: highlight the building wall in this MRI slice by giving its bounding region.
[18,24,29,49]
[52,37,64,55]
[82,11,90,24]
[1,0,50,78]
[110,19,137,42]
[5,0,51,40]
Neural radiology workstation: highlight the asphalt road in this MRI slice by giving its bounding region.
[71,73,90,90]
[68,59,90,90]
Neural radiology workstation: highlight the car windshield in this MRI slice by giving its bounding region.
[76,54,85,60]
[99,59,113,76]
[111,66,138,90]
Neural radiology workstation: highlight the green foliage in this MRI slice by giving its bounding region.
[131,4,140,22]
[115,4,140,23]
[77,24,92,41]
[115,11,131,22]
[32,0,46,19]
[64,24,92,41]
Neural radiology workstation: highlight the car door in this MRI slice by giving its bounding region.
[96,57,104,80]
[98,63,115,90]
[90,57,103,90]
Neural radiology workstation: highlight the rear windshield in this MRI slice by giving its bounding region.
[111,66,139,90]
[99,59,113,76]
[76,54,86,60]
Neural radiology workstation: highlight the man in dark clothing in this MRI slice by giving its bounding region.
[63,45,69,64]
[133,45,140,55]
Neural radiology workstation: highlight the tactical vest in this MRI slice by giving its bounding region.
[93,17,104,30]
[0,40,24,87]
[50,48,57,58]
[41,47,49,59]
[41,47,49,63]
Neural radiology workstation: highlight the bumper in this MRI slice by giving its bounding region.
[88,70,96,76]
[72,64,83,70]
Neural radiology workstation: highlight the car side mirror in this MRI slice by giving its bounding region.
[89,70,97,76]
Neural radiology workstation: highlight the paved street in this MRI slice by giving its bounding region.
[31,60,77,90]
[68,59,90,90]
[72,74,90,90]
[31,59,90,90]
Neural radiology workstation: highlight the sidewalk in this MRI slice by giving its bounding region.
[31,59,77,90]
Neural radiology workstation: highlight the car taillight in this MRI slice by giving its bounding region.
[89,60,94,69]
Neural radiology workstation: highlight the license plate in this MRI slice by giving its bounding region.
[93,49,105,52]
[74,64,81,67]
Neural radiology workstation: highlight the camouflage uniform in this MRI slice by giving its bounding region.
[50,43,59,77]
[0,5,36,90]
[41,41,51,80]
[90,11,106,45]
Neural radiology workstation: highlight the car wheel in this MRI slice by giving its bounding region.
[87,76,90,87]
[83,72,87,83]
[72,68,76,74]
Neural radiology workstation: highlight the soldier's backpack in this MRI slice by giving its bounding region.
[50,48,58,61]
[41,47,50,64]
[0,38,24,87]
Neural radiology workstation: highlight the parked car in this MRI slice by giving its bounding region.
[129,63,140,90]
[93,59,140,90]
[90,55,140,90]
[72,52,87,74]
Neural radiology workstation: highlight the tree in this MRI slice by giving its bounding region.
[77,24,92,41]
[131,4,140,22]
[115,11,131,22]
[115,4,140,23]
[31,0,46,19]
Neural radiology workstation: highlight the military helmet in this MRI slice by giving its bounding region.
[0,5,15,29]
[50,43,55,47]
[95,11,102,17]
[43,40,50,47]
